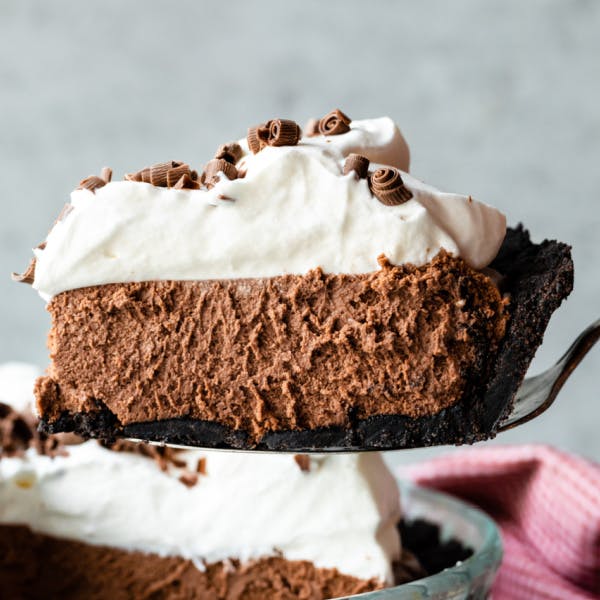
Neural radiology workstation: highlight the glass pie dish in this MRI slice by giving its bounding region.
[346,481,503,600]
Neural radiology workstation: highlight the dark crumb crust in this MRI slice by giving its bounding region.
[0,519,471,599]
[40,226,573,450]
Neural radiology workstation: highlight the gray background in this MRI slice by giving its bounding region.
[1,1,598,464]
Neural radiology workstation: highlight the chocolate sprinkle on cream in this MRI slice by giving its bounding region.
[246,124,270,154]
[294,454,311,472]
[0,403,66,459]
[369,167,413,206]
[106,439,176,472]
[78,166,113,194]
[150,161,185,187]
[166,164,192,187]
[267,119,302,147]
[173,173,200,190]
[318,108,351,136]
[196,457,207,474]
[179,472,199,487]
[247,119,301,153]
[246,126,262,154]
[343,154,370,179]
[78,176,106,192]
[100,167,113,183]
[215,142,243,164]
[202,158,238,189]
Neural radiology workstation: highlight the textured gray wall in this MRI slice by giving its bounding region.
[1,1,598,461]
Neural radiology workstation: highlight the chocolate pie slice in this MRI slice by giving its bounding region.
[15,112,573,450]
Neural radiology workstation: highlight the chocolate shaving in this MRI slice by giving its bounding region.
[0,403,66,459]
[11,258,36,285]
[125,161,184,186]
[267,119,301,147]
[105,439,184,473]
[202,158,238,189]
[246,126,262,154]
[78,175,107,193]
[173,173,200,190]
[369,167,413,205]
[215,142,243,164]
[179,472,199,487]
[78,166,113,193]
[150,161,184,187]
[125,169,144,183]
[166,164,191,187]
[304,118,320,137]
[343,154,370,179]
[100,167,113,183]
[170,457,188,469]
[246,124,270,154]
[318,108,351,136]
[294,454,311,472]
[106,439,204,487]
[247,119,301,153]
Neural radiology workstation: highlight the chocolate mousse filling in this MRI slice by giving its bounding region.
[0,526,383,600]
[36,226,573,450]
[0,520,469,599]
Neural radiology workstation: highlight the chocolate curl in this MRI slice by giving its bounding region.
[11,258,36,285]
[125,161,182,186]
[179,472,199,487]
[369,168,413,206]
[318,108,351,136]
[294,454,311,472]
[0,402,67,459]
[343,154,370,179]
[202,158,239,189]
[215,142,243,164]
[100,167,113,183]
[78,175,106,192]
[173,173,200,190]
[246,124,270,154]
[77,166,113,193]
[246,127,261,154]
[267,119,301,146]
[304,118,320,137]
[149,161,184,187]
[124,169,144,182]
[166,163,191,187]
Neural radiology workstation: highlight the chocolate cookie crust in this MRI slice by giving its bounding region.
[37,226,573,450]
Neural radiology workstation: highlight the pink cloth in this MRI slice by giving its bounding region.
[402,445,600,599]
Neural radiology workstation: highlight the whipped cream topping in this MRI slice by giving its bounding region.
[32,117,506,300]
[0,364,401,583]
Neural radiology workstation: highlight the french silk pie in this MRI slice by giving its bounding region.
[14,110,573,450]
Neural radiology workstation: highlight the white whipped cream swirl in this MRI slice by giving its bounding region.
[32,117,506,300]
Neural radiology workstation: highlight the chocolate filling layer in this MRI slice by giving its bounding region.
[0,525,382,600]
[37,226,573,450]
[0,521,470,599]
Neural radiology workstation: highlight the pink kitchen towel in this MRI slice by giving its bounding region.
[403,445,600,599]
